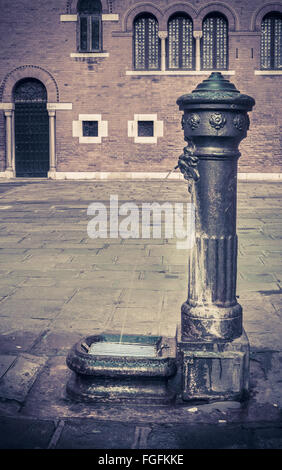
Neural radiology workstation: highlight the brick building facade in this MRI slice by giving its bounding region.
[0,0,281,179]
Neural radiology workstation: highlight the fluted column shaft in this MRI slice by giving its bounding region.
[177,72,255,342]
[182,154,242,341]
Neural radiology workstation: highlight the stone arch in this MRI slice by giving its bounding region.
[66,0,108,14]
[0,65,59,103]
[163,3,197,28]
[195,2,239,31]
[122,3,163,32]
[251,3,282,31]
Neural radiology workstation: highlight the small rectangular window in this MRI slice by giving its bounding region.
[83,121,99,137]
[138,121,154,137]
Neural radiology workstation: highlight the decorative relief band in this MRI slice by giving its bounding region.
[209,112,226,130]
[233,113,249,131]
[182,113,201,130]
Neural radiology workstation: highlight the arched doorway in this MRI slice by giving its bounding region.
[13,78,49,177]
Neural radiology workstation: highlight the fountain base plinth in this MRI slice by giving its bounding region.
[176,327,250,402]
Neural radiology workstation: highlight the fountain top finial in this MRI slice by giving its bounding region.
[192,72,239,93]
[177,72,255,111]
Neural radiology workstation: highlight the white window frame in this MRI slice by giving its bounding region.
[128,114,163,144]
[72,114,108,143]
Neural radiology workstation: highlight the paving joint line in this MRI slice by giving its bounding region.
[47,419,65,449]
[131,426,152,449]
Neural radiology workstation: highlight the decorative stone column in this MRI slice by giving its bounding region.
[46,103,73,178]
[48,110,56,177]
[4,108,14,177]
[176,72,255,401]
[158,31,168,72]
[193,31,202,71]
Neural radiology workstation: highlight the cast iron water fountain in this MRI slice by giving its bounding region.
[66,72,255,403]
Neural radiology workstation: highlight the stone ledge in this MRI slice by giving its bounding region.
[70,52,109,58]
[46,172,282,181]
[0,172,281,181]
[60,14,119,22]
[126,70,235,76]
[254,70,282,75]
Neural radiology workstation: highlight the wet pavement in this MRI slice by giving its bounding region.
[0,179,281,450]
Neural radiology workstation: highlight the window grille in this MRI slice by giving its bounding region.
[134,15,160,70]
[261,13,282,69]
[168,15,194,69]
[83,121,99,137]
[13,78,47,103]
[202,14,228,70]
[138,121,154,137]
[78,0,102,52]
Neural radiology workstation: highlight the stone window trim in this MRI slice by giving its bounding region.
[70,52,109,58]
[60,14,119,22]
[251,4,282,32]
[254,70,282,75]
[72,114,108,143]
[61,14,115,57]
[122,4,238,34]
[128,114,163,144]
[126,70,235,76]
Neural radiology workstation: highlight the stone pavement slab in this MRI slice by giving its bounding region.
[56,419,136,449]
[0,353,47,402]
[0,330,48,354]
[0,416,55,449]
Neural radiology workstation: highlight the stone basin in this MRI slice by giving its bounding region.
[66,333,177,403]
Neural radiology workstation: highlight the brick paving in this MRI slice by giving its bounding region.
[0,179,281,449]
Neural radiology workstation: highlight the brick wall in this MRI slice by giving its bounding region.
[0,0,281,174]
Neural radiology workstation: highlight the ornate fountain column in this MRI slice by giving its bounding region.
[65,72,255,405]
[176,72,255,401]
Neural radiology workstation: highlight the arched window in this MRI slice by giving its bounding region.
[167,14,194,70]
[77,0,102,52]
[134,14,160,70]
[202,13,228,70]
[261,13,282,70]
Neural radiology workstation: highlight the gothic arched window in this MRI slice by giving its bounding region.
[261,13,282,70]
[167,14,194,70]
[78,0,102,52]
[134,14,160,70]
[202,13,228,70]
